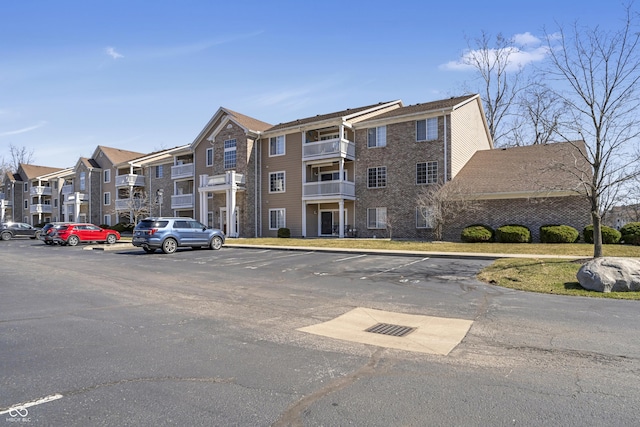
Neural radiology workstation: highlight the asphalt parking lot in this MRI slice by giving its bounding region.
[1,241,640,426]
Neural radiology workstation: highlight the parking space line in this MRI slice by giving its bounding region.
[334,254,367,262]
[0,393,63,415]
[371,257,430,276]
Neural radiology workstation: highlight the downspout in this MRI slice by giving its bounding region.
[88,169,92,223]
[255,135,261,237]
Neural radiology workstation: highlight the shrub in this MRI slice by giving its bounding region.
[496,225,531,243]
[539,225,579,243]
[583,224,621,244]
[619,222,640,245]
[99,224,111,230]
[277,227,291,238]
[111,222,135,234]
[460,224,494,243]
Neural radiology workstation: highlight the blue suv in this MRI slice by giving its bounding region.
[132,217,225,254]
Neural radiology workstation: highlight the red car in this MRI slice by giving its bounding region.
[51,223,121,246]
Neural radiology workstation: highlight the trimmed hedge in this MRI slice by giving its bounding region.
[583,224,621,244]
[496,224,531,243]
[620,222,640,245]
[277,227,291,238]
[460,224,494,243]
[539,225,580,243]
[110,222,135,234]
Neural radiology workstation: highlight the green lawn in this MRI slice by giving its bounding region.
[231,238,640,299]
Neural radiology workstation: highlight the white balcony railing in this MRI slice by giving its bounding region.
[30,204,53,214]
[30,186,52,196]
[0,199,11,207]
[302,138,355,161]
[171,163,194,179]
[115,174,145,187]
[199,172,245,188]
[61,184,74,195]
[171,194,194,209]
[115,198,144,211]
[303,180,356,199]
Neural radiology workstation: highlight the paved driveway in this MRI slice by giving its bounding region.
[1,242,639,426]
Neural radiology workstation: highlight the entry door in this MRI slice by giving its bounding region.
[320,212,333,235]
[220,208,227,235]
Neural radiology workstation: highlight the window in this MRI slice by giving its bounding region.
[224,139,237,169]
[417,117,438,141]
[367,167,387,188]
[416,161,438,184]
[269,209,286,230]
[104,169,111,183]
[80,172,86,191]
[54,199,58,208]
[155,165,163,178]
[367,126,386,148]
[269,171,286,193]
[269,135,285,156]
[367,207,387,229]
[24,200,28,209]
[206,147,213,167]
[104,215,111,226]
[24,183,28,192]
[104,192,111,205]
[416,207,435,229]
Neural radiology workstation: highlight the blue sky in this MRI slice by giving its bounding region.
[0,0,626,168]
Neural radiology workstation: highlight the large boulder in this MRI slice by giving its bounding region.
[577,257,640,292]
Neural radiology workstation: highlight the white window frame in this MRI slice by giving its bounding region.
[155,165,163,178]
[24,200,28,209]
[269,171,286,193]
[269,208,286,230]
[103,215,111,226]
[416,161,438,185]
[104,169,111,183]
[24,183,28,192]
[416,206,435,229]
[417,117,438,142]
[80,172,86,191]
[367,126,387,148]
[367,207,387,229]
[367,166,387,188]
[104,192,111,206]
[224,139,237,169]
[269,135,286,157]
[206,147,213,167]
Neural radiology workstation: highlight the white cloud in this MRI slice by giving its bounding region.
[105,47,124,59]
[0,121,47,137]
[441,32,549,72]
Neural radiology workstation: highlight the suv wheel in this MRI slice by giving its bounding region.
[0,231,11,241]
[210,236,223,250]
[161,238,177,254]
[67,235,80,246]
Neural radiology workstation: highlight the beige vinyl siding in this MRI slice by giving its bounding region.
[449,100,492,178]
[261,132,303,236]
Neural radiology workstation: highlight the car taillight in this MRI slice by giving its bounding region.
[149,228,158,235]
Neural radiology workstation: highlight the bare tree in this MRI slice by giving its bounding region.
[416,180,482,241]
[544,4,640,257]
[112,188,151,225]
[513,82,566,145]
[1,144,35,181]
[462,31,525,145]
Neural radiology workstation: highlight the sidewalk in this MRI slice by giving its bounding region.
[88,241,585,260]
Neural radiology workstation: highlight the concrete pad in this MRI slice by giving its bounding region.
[297,307,473,356]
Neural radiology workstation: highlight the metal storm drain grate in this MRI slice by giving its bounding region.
[365,323,416,337]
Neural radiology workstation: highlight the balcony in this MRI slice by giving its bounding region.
[66,193,87,204]
[302,138,355,162]
[0,198,11,207]
[302,180,356,201]
[171,163,194,179]
[30,186,52,196]
[115,198,145,211]
[171,194,194,209]
[61,184,74,195]
[30,204,53,214]
[199,172,245,191]
[115,174,145,187]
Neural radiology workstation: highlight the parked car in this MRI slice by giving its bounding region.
[39,222,70,245]
[132,217,225,254]
[0,222,41,241]
[51,223,121,246]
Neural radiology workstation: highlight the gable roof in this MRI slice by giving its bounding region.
[223,108,272,133]
[358,94,479,123]
[452,141,591,199]
[191,108,272,149]
[95,146,147,165]
[266,100,402,133]
[18,163,65,180]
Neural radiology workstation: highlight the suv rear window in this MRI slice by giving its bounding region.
[137,220,169,229]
